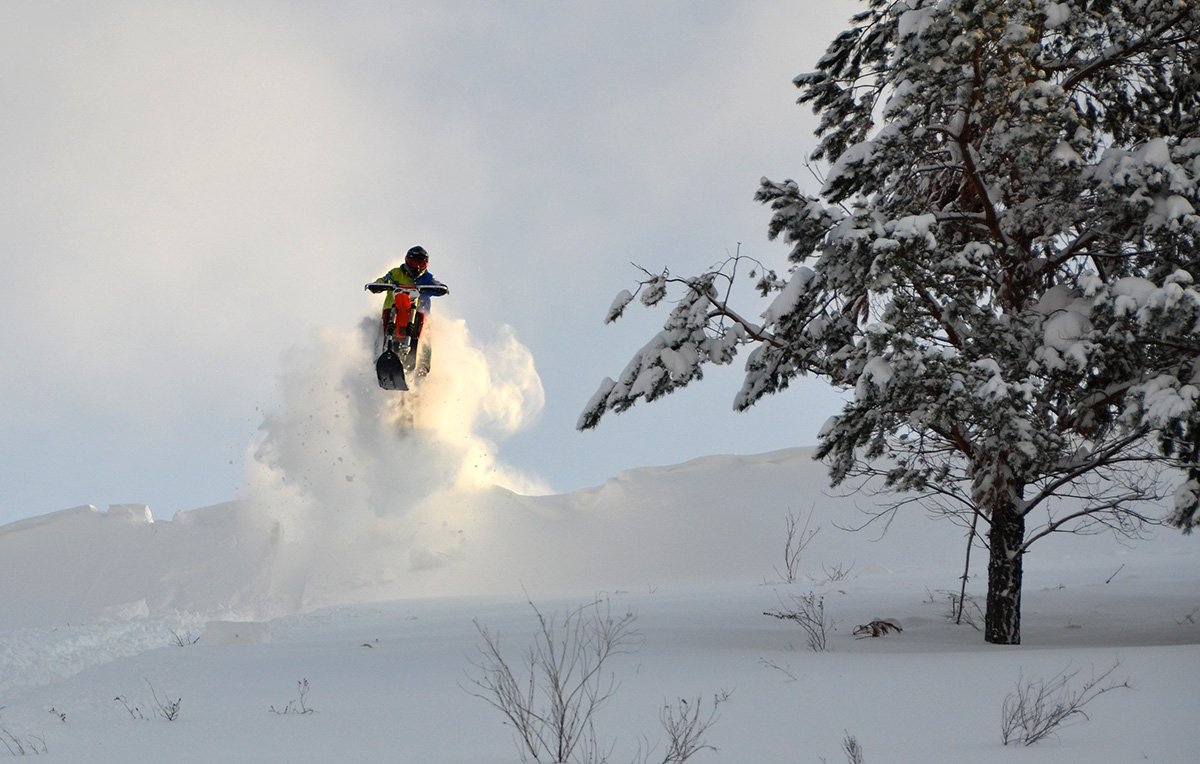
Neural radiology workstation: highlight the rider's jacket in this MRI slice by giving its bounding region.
[375,266,449,313]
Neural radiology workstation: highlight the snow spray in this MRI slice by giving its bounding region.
[242,313,546,611]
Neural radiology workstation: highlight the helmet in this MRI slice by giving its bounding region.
[404,245,429,275]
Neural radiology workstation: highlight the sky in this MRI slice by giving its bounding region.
[0,0,858,525]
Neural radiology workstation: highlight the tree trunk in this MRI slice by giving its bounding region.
[984,500,1025,645]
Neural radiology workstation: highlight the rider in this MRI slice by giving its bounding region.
[367,245,449,376]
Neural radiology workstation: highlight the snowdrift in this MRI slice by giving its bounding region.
[0,447,973,631]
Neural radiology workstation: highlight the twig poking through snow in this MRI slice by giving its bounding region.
[1001,662,1130,745]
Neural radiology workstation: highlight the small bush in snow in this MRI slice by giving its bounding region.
[115,681,182,722]
[819,561,854,584]
[467,596,641,763]
[270,678,315,715]
[0,709,46,757]
[469,597,727,763]
[0,728,47,756]
[841,732,864,764]
[169,629,201,647]
[924,588,984,630]
[763,591,830,651]
[1000,662,1129,745]
[817,732,865,764]
[651,692,729,764]
[114,696,145,721]
[774,507,819,584]
[147,683,182,722]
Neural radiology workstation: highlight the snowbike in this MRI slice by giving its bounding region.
[363,282,445,391]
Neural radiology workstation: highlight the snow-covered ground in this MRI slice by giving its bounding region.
[1,321,1196,762]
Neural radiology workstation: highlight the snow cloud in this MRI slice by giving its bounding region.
[241,314,546,610]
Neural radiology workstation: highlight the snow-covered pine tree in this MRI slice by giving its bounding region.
[579,0,1200,645]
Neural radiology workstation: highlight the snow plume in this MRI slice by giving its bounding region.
[241,313,546,613]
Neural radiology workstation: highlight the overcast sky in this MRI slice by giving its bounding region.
[1,0,857,526]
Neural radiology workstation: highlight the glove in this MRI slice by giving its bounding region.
[366,283,387,293]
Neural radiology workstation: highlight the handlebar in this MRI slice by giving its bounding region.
[364,282,449,295]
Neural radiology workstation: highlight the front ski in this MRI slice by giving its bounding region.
[375,348,409,391]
